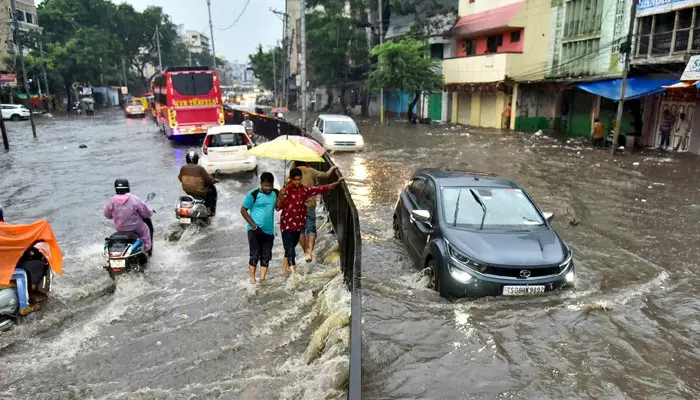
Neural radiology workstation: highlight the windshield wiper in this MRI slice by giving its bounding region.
[453,189,462,227]
[469,189,487,230]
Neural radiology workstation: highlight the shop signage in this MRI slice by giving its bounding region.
[681,55,700,80]
[638,0,700,18]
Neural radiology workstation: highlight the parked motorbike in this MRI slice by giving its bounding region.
[103,193,156,279]
[0,220,62,332]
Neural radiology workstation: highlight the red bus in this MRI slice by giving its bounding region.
[151,66,224,138]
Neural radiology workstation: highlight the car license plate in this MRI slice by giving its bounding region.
[110,259,125,270]
[180,217,191,224]
[503,285,545,295]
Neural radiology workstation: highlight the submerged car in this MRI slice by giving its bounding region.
[393,168,575,299]
[200,125,257,174]
[310,114,364,152]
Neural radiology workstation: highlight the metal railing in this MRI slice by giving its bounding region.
[224,106,362,399]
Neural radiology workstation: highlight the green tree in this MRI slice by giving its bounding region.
[248,45,281,91]
[305,10,368,112]
[368,38,443,121]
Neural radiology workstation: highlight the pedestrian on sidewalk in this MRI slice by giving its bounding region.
[292,161,339,263]
[659,109,675,150]
[503,102,512,129]
[591,118,604,148]
[240,172,279,284]
[276,167,343,276]
[674,112,691,152]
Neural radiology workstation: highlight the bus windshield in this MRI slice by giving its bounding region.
[171,73,214,96]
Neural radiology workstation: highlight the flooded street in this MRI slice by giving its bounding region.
[327,119,700,399]
[0,111,349,399]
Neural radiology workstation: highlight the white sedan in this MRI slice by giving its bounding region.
[199,125,257,174]
[310,114,364,152]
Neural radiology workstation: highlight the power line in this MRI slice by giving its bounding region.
[216,0,252,31]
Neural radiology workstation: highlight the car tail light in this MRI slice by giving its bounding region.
[203,136,212,155]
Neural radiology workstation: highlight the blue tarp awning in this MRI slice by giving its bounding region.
[576,77,679,101]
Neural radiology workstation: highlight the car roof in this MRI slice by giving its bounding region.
[0,104,21,107]
[319,114,355,122]
[207,125,246,135]
[416,168,520,188]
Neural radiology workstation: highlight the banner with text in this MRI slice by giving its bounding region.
[638,0,700,17]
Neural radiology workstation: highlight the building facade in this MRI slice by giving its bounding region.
[0,0,40,71]
[444,0,552,129]
[184,30,210,54]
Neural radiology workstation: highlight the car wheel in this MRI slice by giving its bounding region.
[393,214,402,240]
[10,114,20,121]
[426,259,440,291]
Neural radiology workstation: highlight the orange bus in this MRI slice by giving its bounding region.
[151,66,225,139]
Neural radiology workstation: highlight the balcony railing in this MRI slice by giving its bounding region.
[635,27,700,58]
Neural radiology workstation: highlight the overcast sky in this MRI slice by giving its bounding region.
[38,0,285,65]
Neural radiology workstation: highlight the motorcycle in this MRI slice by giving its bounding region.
[103,192,156,279]
[0,220,63,332]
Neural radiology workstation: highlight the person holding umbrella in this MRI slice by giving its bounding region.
[292,160,339,262]
[276,167,343,276]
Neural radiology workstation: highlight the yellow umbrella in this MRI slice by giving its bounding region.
[246,138,325,163]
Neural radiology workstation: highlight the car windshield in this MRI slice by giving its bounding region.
[442,187,545,230]
[324,120,358,134]
[209,132,248,147]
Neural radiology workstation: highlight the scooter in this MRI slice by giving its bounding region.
[175,195,210,227]
[0,221,61,332]
[103,193,156,279]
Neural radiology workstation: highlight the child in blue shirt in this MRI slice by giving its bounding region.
[240,172,279,284]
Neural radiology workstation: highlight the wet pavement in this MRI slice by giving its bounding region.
[323,118,700,399]
[0,111,349,399]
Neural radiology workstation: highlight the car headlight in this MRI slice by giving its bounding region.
[565,271,575,282]
[448,264,472,283]
[447,242,485,272]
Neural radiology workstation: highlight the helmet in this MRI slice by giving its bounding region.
[186,150,199,165]
[277,112,284,119]
[114,179,130,195]
[243,114,250,120]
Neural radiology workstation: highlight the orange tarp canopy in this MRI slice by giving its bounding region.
[0,220,63,285]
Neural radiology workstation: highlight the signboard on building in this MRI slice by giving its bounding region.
[681,55,700,80]
[637,0,700,17]
[0,74,17,87]
[80,86,93,96]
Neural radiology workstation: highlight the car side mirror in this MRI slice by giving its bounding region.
[543,212,554,223]
[411,209,432,225]
[146,192,156,202]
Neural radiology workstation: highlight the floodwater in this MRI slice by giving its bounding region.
[0,111,350,399]
[326,118,700,399]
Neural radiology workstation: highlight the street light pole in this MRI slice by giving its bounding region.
[272,45,277,107]
[207,0,217,69]
[155,25,163,71]
[300,0,307,130]
[10,0,35,137]
[612,0,638,154]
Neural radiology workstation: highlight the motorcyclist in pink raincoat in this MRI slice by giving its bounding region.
[104,179,154,253]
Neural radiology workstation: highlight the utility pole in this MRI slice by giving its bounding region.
[301,0,307,130]
[189,50,193,66]
[10,0,35,137]
[271,8,289,107]
[122,58,128,89]
[38,41,49,97]
[206,0,217,69]
[612,0,638,154]
[272,44,277,107]
[155,25,163,71]
[378,0,384,124]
